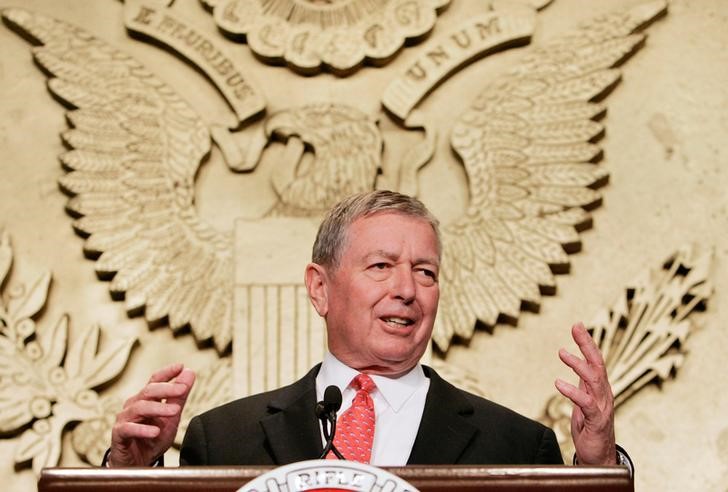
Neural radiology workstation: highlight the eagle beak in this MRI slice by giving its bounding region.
[264,111,299,140]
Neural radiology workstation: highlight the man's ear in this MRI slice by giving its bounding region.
[305,263,329,316]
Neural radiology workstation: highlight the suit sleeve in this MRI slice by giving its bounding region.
[179,415,208,466]
[535,427,564,464]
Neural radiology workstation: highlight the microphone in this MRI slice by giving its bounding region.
[316,385,342,419]
[317,385,344,459]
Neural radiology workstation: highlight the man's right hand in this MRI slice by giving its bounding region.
[108,363,196,467]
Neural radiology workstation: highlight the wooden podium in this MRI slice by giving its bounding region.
[38,465,633,491]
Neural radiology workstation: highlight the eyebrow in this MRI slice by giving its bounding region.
[365,250,439,267]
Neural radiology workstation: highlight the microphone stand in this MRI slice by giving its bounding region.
[319,409,345,460]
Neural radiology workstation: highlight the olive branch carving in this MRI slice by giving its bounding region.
[0,230,136,474]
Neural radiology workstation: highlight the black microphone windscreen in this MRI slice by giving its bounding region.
[323,385,342,412]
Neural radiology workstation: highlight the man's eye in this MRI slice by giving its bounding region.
[372,263,388,270]
[418,269,438,281]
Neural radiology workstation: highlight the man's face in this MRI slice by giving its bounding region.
[310,212,440,376]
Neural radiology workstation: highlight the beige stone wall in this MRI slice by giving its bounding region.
[0,1,726,490]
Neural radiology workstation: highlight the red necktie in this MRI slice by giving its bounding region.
[328,374,376,463]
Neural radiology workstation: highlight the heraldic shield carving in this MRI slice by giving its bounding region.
[7,2,721,485]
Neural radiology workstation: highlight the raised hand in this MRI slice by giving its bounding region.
[108,363,196,467]
[555,323,617,465]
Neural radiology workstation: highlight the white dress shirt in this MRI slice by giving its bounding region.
[315,352,430,466]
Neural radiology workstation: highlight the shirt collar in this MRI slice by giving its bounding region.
[317,352,427,413]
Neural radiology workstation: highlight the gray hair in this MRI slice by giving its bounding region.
[312,190,441,267]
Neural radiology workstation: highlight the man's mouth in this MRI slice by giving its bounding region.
[382,316,415,327]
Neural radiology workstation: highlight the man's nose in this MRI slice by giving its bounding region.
[391,266,416,303]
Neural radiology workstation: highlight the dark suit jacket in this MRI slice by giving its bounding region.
[179,364,564,466]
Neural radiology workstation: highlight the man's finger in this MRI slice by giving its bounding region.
[571,323,606,369]
[558,348,589,376]
[148,363,185,384]
[119,400,181,423]
[563,324,611,397]
[558,348,604,395]
[554,379,600,420]
[124,381,189,408]
[140,381,190,401]
[166,368,196,408]
[114,421,163,440]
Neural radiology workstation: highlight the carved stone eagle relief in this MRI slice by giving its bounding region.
[4,1,666,350]
[3,0,666,373]
[2,0,691,473]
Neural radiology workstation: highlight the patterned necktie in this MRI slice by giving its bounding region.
[328,373,376,463]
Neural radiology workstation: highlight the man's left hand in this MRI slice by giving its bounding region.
[555,322,617,465]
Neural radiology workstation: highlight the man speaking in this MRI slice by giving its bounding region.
[107,190,626,469]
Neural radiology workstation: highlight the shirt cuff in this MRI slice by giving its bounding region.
[572,444,634,478]
[615,444,634,478]
[101,448,164,467]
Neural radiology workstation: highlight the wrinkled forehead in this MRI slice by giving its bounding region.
[339,211,442,261]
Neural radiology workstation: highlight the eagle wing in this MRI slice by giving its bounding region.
[3,8,233,352]
[434,1,667,351]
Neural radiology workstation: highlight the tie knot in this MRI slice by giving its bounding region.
[352,374,376,393]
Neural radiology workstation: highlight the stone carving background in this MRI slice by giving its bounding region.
[0,1,727,491]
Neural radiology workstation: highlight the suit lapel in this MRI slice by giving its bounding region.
[407,366,478,464]
[257,364,480,465]
[260,366,324,464]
